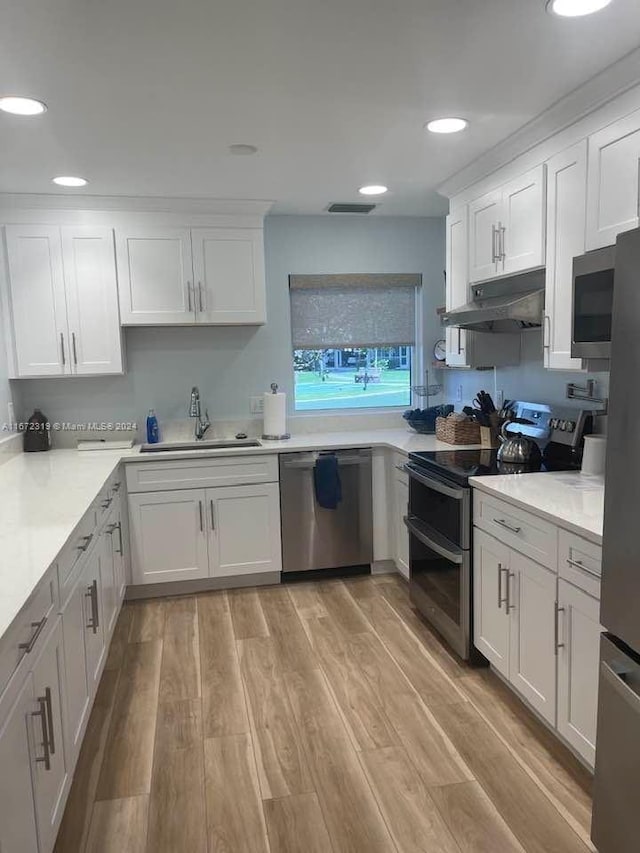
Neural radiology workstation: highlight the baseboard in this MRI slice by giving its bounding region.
[124,571,281,600]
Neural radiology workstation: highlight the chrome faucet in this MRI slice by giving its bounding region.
[189,386,210,440]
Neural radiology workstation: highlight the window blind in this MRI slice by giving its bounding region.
[289,273,420,349]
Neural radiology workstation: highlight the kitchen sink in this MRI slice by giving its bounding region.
[140,439,262,453]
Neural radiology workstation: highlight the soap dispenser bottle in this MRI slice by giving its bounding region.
[146,409,160,444]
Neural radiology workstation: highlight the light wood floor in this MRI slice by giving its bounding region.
[54,574,594,853]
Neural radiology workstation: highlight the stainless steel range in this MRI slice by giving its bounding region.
[404,401,594,660]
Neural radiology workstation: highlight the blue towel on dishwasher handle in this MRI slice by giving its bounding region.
[314,454,342,509]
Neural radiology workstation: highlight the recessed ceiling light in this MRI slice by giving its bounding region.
[0,96,47,116]
[52,176,88,187]
[546,0,613,16]
[229,144,258,155]
[426,118,468,134]
[358,185,388,196]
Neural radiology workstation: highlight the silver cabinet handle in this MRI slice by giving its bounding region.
[101,497,112,509]
[115,521,123,555]
[497,563,508,610]
[457,327,462,355]
[198,281,204,312]
[43,686,55,756]
[77,533,94,552]
[19,617,48,653]
[199,500,204,533]
[112,481,121,492]
[86,580,99,633]
[493,518,522,534]
[187,282,193,312]
[554,600,565,655]
[32,690,52,771]
[72,332,78,366]
[566,557,600,579]
[499,223,506,261]
[60,332,66,366]
[210,500,215,530]
[491,224,498,263]
[506,571,515,612]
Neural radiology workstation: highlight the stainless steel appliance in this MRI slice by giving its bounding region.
[591,227,640,853]
[405,401,594,660]
[442,269,544,333]
[571,245,615,359]
[279,449,373,574]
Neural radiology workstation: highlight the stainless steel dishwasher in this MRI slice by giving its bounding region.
[279,449,373,574]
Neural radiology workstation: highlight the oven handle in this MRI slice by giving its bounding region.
[403,463,465,500]
[404,515,464,564]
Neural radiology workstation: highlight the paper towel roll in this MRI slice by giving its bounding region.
[582,435,607,475]
[262,387,289,439]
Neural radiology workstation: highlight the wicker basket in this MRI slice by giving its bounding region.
[435,416,481,446]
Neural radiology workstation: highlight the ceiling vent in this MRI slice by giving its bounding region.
[327,202,376,214]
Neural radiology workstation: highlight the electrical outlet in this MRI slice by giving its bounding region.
[456,385,463,403]
[250,396,264,415]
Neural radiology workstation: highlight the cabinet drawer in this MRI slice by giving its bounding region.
[559,529,601,598]
[0,568,57,697]
[125,454,279,493]
[473,491,558,569]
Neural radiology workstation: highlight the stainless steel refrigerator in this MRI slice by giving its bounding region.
[591,227,640,853]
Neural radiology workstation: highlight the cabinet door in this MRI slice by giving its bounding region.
[0,673,39,853]
[30,618,70,853]
[116,227,195,324]
[508,551,557,726]
[468,190,501,282]
[473,530,510,676]
[445,208,470,367]
[61,569,91,764]
[207,483,282,577]
[394,473,409,579]
[128,488,209,584]
[192,228,266,324]
[82,550,107,695]
[544,142,586,371]
[62,227,124,375]
[501,165,546,275]
[586,109,640,250]
[5,224,70,377]
[557,579,602,768]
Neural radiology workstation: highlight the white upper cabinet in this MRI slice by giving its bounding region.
[468,166,546,283]
[62,227,123,375]
[501,166,546,275]
[469,191,502,282]
[544,142,587,371]
[116,227,195,325]
[3,224,124,378]
[192,228,266,325]
[586,108,640,250]
[445,207,471,367]
[5,225,69,376]
[117,226,266,326]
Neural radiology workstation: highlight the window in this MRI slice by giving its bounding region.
[289,274,420,412]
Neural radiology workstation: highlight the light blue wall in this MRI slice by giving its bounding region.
[16,215,446,427]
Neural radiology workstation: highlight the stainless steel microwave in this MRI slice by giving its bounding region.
[571,245,615,359]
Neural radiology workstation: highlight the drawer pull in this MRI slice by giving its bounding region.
[554,600,566,655]
[112,481,121,492]
[210,500,215,530]
[32,689,53,771]
[77,533,94,552]
[395,464,407,472]
[493,518,522,534]
[566,557,600,579]
[18,616,48,653]
[86,580,99,633]
[101,497,113,509]
[497,563,508,610]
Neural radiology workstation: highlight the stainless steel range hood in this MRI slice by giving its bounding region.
[442,269,545,333]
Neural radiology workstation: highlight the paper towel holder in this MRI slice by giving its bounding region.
[262,382,291,441]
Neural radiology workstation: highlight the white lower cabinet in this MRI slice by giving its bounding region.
[128,488,210,584]
[473,529,510,676]
[557,579,603,767]
[208,483,281,577]
[129,481,281,584]
[29,619,69,853]
[393,471,410,579]
[61,571,91,764]
[0,673,39,853]
[508,551,557,726]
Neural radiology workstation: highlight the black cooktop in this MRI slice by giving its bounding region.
[408,443,581,488]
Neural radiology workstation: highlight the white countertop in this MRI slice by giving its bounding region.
[0,428,462,639]
[470,471,605,545]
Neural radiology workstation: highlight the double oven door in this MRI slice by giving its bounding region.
[404,461,471,660]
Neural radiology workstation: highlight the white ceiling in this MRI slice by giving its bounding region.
[2,0,640,216]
